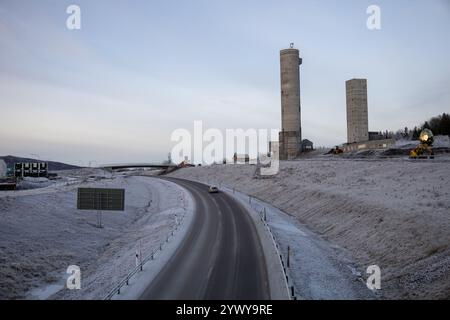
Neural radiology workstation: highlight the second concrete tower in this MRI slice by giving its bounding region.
[346,79,369,143]
[279,47,302,160]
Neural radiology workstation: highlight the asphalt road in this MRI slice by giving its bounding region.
[140,178,270,300]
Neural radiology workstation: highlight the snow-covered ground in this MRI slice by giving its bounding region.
[170,157,450,299]
[0,169,190,299]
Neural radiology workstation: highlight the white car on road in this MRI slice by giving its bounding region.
[208,186,219,193]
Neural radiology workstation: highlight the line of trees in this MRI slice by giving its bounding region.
[394,113,450,140]
[412,113,450,139]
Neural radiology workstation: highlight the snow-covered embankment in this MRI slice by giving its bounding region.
[0,172,192,299]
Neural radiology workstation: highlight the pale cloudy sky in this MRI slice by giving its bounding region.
[1,0,449,165]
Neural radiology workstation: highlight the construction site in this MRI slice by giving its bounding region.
[274,45,444,160]
[1,44,449,301]
[1,1,449,306]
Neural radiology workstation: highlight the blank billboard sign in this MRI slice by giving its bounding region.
[77,188,125,211]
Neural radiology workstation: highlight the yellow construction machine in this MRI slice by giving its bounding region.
[410,129,434,159]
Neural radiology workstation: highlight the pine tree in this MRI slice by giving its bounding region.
[412,126,420,139]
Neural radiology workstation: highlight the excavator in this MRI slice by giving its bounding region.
[326,146,344,155]
[410,129,435,159]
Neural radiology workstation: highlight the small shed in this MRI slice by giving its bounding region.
[301,139,314,152]
[233,153,250,164]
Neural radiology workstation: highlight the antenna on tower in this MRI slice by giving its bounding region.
[290,42,294,49]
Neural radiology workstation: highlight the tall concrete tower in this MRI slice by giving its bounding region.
[346,79,369,143]
[279,46,302,160]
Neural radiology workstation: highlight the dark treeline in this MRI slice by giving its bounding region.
[411,113,450,139]
[392,113,450,140]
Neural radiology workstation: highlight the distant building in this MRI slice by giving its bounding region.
[301,139,314,152]
[342,139,395,153]
[233,153,250,164]
[369,131,384,141]
[14,162,48,178]
[0,160,6,178]
[346,79,369,143]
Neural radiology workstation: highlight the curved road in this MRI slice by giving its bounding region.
[140,178,270,300]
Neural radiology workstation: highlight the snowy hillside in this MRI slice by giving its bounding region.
[0,170,189,299]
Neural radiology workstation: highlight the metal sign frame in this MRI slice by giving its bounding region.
[77,188,125,211]
[77,188,125,228]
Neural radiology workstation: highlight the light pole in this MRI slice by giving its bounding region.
[88,160,98,168]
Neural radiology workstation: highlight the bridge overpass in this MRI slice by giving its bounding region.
[100,163,178,171]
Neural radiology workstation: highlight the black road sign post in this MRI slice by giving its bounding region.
[97,192,102,228]
[77,188,125,228]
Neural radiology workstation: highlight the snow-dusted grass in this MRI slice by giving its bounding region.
[0,171,188,299]
[170,158,450,299]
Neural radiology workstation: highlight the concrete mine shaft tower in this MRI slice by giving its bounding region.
[346,79,369,143]
[279,46,302,160]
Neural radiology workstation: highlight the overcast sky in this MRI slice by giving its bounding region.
[1,0,449,165]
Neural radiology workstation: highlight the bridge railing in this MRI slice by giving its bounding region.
[100,163,178,170]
